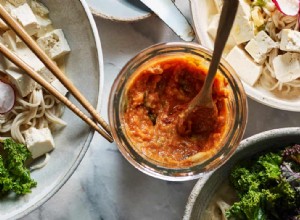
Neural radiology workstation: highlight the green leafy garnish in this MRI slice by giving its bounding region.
[0,139,36,196]
[226,147,300,220]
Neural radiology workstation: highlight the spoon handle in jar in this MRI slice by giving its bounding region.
[201,0,239,99]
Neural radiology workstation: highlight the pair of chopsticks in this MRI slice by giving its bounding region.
[0,5,114,142]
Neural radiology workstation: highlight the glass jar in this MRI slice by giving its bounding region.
[108,42,248,181]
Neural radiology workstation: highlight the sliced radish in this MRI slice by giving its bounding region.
[273,0,299,16]
[0,80,15,114]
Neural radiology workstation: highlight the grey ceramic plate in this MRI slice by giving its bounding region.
[0,0,103,219]
[87,0,152,22]
[183,127,300,219]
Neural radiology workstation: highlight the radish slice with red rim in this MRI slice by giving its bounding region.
[273,0,299,16]
[0,80,15,114]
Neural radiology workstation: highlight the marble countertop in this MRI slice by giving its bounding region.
[23,1,300,220]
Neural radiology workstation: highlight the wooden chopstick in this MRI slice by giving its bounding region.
[0,42,113,143]
[0,5,112,137]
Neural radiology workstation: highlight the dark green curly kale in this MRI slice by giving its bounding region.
[281,145,300,220]
[0,139,36,196]
[226,148,299,220]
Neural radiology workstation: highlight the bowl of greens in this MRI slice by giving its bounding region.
[183,127,300,220]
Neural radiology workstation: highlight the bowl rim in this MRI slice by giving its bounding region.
[88,0,153,22]
[183,127,300,220]
[12,1,104,219]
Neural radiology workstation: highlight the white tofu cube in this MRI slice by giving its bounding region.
[1,2,17,13]
[35,15,53,37]
[51,78,68,96]
[5,67,36,97]
[213,0,223,12]
[39,67,56,83]
[208,14,236,51]
[7,61,56,84]
[239,0,251,18]
[2,30,18,51]
[245,31,277,64]
[3,56,20,71]
[37,29,70,60]
[31,1,49,17]
[7,0,26,7]
[4,42,55,84]
[24,127,55,159]
[14,43,44,70]
[11,3,39,36]
[272,52,300,83]
[280,29,300,53]
[13,43,56,82]
[226,46,262,86]
[231,0,254,45]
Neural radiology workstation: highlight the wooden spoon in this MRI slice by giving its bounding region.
[177,0,239,135]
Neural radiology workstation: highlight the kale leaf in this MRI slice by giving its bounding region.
[0,139,36,196]
[226,150,298,220]
[0,155,13,195]
[283,144,300,165]
[281,162,300,193]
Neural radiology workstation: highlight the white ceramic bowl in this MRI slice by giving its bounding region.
[0,1,103,219]
[190,0,300,112]
[183,127,300,219]
[87,0,152,22]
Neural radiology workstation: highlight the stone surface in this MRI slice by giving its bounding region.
[23,1,300,219]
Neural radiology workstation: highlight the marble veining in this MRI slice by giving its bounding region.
[23,1,300,220]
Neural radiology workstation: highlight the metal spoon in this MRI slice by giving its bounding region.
[177,0,239,135]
